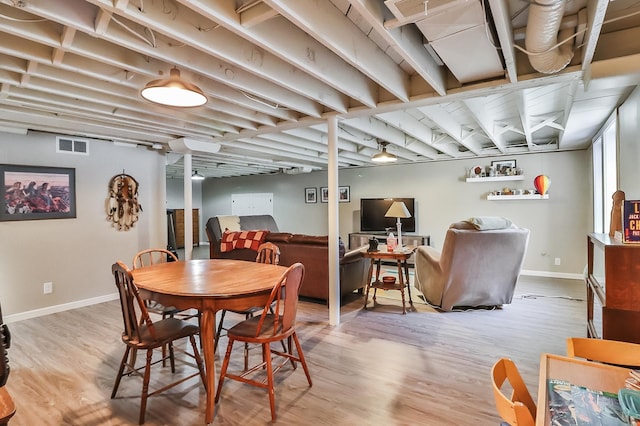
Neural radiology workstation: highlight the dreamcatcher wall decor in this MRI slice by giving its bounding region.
[106,172,142,231]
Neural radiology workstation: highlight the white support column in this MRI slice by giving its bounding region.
[183,153,193,260]
[327,115,340,326]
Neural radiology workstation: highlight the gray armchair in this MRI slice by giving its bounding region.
[414,218,530,311]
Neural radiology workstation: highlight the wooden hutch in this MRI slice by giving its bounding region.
[168,208,200,249]
[586,233,640,343]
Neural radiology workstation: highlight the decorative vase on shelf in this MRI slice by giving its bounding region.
[534,175,551,195]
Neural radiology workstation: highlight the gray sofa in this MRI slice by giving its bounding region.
[414,218,530,311]
[205,215,368,303]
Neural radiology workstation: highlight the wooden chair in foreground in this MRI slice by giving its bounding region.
[215,262,312,422]
[111,261,206,425]
[0,387,15,426]
[215,242,281,370]
[0,302,15,425]
[566,337,640,367]
[491,358,536,426]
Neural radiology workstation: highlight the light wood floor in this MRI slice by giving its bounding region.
[3,272,585,425]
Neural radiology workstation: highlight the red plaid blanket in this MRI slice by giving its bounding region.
[220,229,268,252]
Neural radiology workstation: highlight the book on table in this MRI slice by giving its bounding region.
[548,379,632,425]
[623,200,640,243]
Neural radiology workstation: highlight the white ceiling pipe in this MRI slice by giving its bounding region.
[525,0,574,74]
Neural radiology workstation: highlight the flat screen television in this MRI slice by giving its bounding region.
[360,198,416,233]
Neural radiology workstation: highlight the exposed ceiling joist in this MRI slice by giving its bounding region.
[0,0,637,178]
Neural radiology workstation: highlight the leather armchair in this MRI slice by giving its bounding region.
[414,220,530,311]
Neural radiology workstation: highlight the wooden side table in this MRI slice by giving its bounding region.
[362,247,416,314]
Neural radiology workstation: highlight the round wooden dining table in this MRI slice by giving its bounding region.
[132,258,288,424]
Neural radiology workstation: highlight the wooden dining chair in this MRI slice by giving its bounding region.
[215,242,281,370]
[491,357,536,426]
[215,262,312,422]
[111,261,206,425]
[132,248,198,320]
[0,386,15,426]
[133,248,181,317]
[566,337,640,367]
[255,242,280,264]
[133,248,201,365]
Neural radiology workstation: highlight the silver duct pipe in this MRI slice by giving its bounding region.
[525,0,574,74]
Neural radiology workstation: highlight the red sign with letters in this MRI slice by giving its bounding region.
[623,200,640,243]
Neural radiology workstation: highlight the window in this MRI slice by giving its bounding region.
[592,138,603,233]
[592,113,617,233]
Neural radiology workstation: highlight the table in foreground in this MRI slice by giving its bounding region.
[536,353,631,425]
[362,246,416,314]
[132,259,288,424]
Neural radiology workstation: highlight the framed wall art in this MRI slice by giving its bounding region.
[320,187,329,203]
[491,159,517,176]
[305,187,317,203]
[339,186,350,203]
[320,186,351,203]
[1,164,76,221]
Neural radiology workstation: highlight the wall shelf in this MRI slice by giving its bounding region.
[486,194,549,201]
[466,175,525,183]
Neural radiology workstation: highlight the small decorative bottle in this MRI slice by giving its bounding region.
[386,232,397,251]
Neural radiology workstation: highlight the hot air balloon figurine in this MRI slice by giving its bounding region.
[534,175,551,196]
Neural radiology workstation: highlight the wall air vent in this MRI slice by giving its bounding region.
[57,137,89,155]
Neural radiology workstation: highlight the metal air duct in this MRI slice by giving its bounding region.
[414,0,504,84]
[525,0,574,74]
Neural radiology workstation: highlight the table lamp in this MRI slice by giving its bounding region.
[384,201,411,248]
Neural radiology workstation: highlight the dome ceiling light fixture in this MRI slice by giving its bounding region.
[141,67,207,107]
[371,141,397,163]
[191,170,205,181]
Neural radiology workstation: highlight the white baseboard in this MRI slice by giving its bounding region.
[4,293,119,324]
[520,269,584,281]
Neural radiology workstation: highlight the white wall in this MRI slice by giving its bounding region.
[201,173,330,235]
[1,131,167,317]
[200,150,590,277]
[619,86,640,199]
[166,177,202,210]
